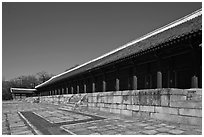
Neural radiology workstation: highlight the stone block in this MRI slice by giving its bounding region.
[187,94,202,101]
[185,88,202,95]
[96,103,101,108]
[92,92,99,97]
[170,95,186,102]
[182,116,202,126]
[140,105,155,112]
[88,103,94,107]
[150,113,179,123]
[122,90,132,95]
[146,93,155,105]
[104,91,114,96]
[87,96,92,103]
[100,107,110,113]
[160,89,169,95]
[185,90,202,101]
[161,95,170,106]
[113,95,122,104]
[138,91,148,105]
[122,95,132,104]
[103,96,108,103]
[104,103,111,108]
[113,91,123,96]
[110,108,120,114]
[119,104,127,110]
[107,95,113,104]
[169,89,187,95]
[155,106,179,115]
[150,113,202,126]
[132,111,150,118]
[132,90,140,95]
[132,95,139,105]
[100,96,105,103]
[170,101,202,109]
[96,94,101,103]
[179,108,202,117]
[152,92,161,106]
[132,105,139,111]
[120,109,132,116]
[111,103,118,109]
[127,104,133,110]
[93,96,97,103]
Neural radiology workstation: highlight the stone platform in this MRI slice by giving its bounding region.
[2,100,202,135]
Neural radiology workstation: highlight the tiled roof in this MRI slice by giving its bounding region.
[36,9,202,89]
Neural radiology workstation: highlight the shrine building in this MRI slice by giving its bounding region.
[35,9,202,96]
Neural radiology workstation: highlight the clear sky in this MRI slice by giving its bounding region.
[2,2,201,81]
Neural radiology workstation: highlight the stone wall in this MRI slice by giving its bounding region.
[26,88,202,126]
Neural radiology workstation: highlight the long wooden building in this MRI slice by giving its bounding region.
[35,9,202,96]
[10,88,36,99]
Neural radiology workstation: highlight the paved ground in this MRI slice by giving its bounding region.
[2,100,202,135]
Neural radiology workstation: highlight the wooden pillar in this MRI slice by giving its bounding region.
[71,86,74,94]
[191,76,198,88]
[58,89,60,95]
[83,80,87,93]
[157,71,162,88]
[66,87,68,94]
[115,68,120,91]
[92,76,95,93]
[156,55,163,89]
[102,73,106,92]
[132,66,137,90]
[77,82,80,94]
[191,48,199,88]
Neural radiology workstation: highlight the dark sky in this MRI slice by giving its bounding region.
[2,2,201,81]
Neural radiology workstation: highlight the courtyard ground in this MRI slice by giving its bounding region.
[2,100,202,135]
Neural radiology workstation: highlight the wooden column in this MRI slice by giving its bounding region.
[77,81,80,94]
[71,86,74,94]
[83,80,87,93]
[92,76,95,93]
[115,68,120,91]
[102,73,106,92]
[191,48,199,88]
[157,71,162,88]
[132,66,137,90]
[191,76,198,88]
[66,87,68,94]
[156,55,162,89]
